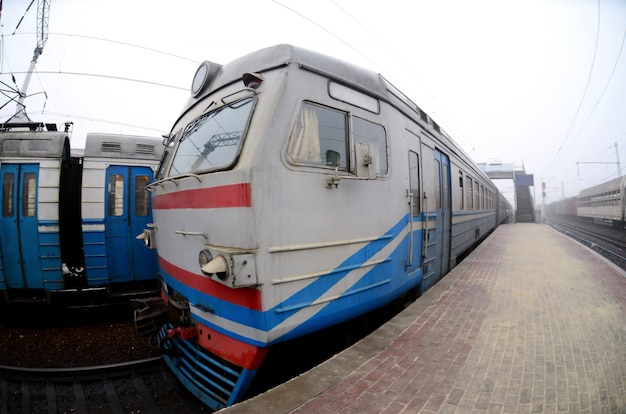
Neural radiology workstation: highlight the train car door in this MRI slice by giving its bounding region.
[0,163,44,289]
[104,166,156,282]
[422,149,451,291]
[406,150,423,276]
[437,150,452,275]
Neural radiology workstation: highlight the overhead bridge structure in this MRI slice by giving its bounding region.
[479,162,537,223]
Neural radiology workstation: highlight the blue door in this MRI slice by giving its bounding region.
[422,150,451,291]
[0,163,44,289]
[437,150,452,275]
[104,166,157,283]
[406,151,423,276]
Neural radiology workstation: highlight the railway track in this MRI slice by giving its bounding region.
[0,357,208,414]
[546,217,626,271]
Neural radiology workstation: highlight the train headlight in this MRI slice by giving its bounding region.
[136,228,156,250]
[199,250,213,273]
[199,252,229,281]
[242,72,263,89]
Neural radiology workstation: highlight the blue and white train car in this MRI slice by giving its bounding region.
[0,123,68,296]
[79,133,163,291]
[141,44,510,409]
[0,124,163,304]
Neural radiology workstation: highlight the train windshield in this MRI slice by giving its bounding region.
[169,97,253,175]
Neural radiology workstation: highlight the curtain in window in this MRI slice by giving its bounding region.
[288,105,321,164]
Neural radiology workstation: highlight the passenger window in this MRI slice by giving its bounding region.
[22,173,36,217]
[287,102,348,169]
[466,177,473,210]
[353,117,387,175]
[434,159,441,210]
[409,151,420,216]
[474,183,480,210]
[108,174,125,217]
[459,171,464,210]
[134,175,150,217]
[2,173,15,217]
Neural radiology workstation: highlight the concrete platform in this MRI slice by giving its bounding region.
[221,224,626,413]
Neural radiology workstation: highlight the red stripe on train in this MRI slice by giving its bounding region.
[197,322,268,370]
[152,183,251,210]
[159,257,262,311]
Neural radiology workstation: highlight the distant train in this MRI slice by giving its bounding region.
[138,44,511,409]
[545,175,626,228]
[0,122,163,305]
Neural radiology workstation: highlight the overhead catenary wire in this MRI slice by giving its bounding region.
[542,0,602,178]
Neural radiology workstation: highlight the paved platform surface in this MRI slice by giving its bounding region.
[222,224,626,413]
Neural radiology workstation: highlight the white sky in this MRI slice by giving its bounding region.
[1,0,625,204]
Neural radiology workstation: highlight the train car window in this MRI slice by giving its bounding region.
[2,173,15,217]
[156,132,178,180]
[409,151,420,216]
[22,173,37,217]
[108,174,125,217]
[479,185,484,210]
[134,175,150,216]
[466,177,473,210]
[353,117,387,175]
[474,185,478,210]
[170,97,253,175]
[287,102,348,169]
[443,165,449,209]
[459,171,464,210]
[329,82,379,113]
[434,159,441,210]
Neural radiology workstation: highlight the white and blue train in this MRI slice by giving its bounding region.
[0,122,163,305]
[139,44,511,409]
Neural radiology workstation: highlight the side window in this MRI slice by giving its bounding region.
[134,175,150,217]
[466,177,473,210]
[459,171,464,210]
[353,117,387,175]
[287,102,348,169]
[2,172,15,217]
[409,151,420,216]
[108,174,125,217]
[474,182,480,210]
[22,173,37,217]
[434,159,441,210]
[443,164,449,209]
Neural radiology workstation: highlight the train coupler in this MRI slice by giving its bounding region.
[132,297,178,337]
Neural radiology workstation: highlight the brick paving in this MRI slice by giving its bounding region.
[222,224,626,413]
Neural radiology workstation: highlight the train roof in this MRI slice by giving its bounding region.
[83,133,164,160]
[0,128,69,158]
[184,44,489,182]
[578,175,626,197]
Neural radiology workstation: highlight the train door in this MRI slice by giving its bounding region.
[0,163,44,288]
[104,165,156,282]
[406,150,423,276]
[421,149,451,291]
[437,150,452,275]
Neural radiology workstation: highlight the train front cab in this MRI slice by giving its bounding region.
[0,129,68,302]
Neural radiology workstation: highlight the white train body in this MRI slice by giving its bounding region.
[577,175,626,226]
[145,44,509,409]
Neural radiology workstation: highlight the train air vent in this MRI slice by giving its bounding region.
[432,122,441,133]
[2,140,20,153]
[101,142,122,152]
[29,140,50,151]
[136,144,156,155]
